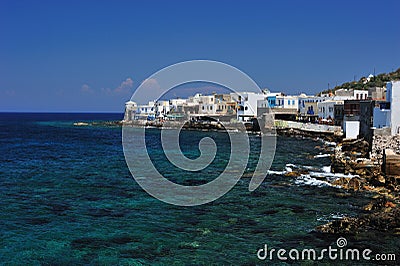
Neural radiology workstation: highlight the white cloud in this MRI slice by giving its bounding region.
[101,78,134,95]
[115,78,134,94]
[140,78,160,89]
[132,78,163,104]
[81,84,94,94]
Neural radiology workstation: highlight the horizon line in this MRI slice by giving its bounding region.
[0,111,124,114]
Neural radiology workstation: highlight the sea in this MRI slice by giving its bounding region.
[0,113,398,265]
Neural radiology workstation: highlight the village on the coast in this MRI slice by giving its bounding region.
[120,74,400,234]
[123,77,399,140]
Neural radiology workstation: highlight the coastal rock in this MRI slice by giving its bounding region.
[317,197,400,234]
[341,139,370,158]
[332,177,349,187]
[318,130,400,236]
[284,170,308,177]
[348,177,361,191]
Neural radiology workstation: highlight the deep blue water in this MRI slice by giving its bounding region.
[0,113,398,265]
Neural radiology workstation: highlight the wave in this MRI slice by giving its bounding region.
[323,141,337,147]
[294,175,339,188]
[314,154,331,158]
[322,166,331,173]
[308,171,359,180]
[267,170,287,175]
[317,212,347,222]
[267,163,359,189]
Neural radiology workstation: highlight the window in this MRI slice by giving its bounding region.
[202,106,205,110]
[210,106,212,110]
[292,100,295,105]
[245,106,248,111]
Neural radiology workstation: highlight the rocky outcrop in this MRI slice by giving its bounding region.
[316,198,400,234]
[330,139,383,185]
[74,121,123,127]
[318,135,400,234]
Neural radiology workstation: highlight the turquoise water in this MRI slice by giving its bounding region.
[0,113,398,265]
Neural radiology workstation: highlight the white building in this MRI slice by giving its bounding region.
[275,95,299,110]
[334,88,368,100]
[135,101,156,120]
[170,98,187,109]
[345,121,360,139]
[389,81,400,135]
[372,81,400,135]
[318,100,344,120]
[155,100,170,118]
[235,92,266,121]
[199,95,216,115]
[354,90,369,100]
[123,100,137,121]
[298,94,328,114]
[187,93,202,106]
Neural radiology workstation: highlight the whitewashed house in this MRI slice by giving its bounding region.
[318,100,344,120]
[373,81,400,135]
[135,101,156,120]
[298,94,328,114]
[354,90,369,100]
[187,93,202,106]
[235,92,266,121]
[275,95,300,110]
[334,88,368,100]
[155,100,170,119]
[170,98,187,109]
[199,95,216,115]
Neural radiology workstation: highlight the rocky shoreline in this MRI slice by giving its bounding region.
[315,136,400,235]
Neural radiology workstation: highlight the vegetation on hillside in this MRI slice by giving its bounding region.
[320,67,400,95]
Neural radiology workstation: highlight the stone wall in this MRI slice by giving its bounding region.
[275,120,342,134]
[371,134,400,161]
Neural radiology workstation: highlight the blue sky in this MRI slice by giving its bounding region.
[1,0,399,112]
